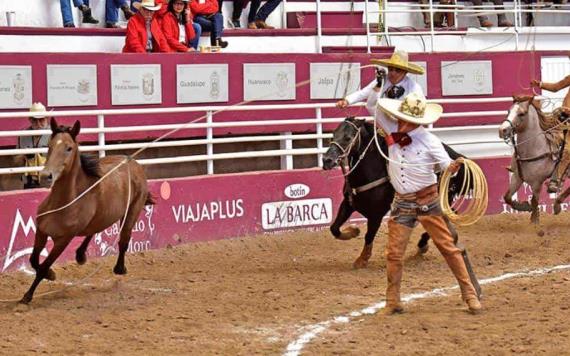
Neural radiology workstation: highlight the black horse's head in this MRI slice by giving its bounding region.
[322,117,366,170]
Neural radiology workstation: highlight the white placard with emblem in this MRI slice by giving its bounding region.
[441,60,493,96]
[47,65,98,107]
[243,63,296,101]
[310,63,361,99]
[111,64,162,105]
[177,64,229,104]
[0,66,32,109]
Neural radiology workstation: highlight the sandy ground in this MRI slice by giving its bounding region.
[0,213,569,355]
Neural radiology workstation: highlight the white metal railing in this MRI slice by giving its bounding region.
[0,98,514,176]
[285,0,570,53]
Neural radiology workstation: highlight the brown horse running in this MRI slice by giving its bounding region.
[20,118,153,304]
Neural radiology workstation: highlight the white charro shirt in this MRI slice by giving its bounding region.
[345,75,447,194]
[381,124,452,195]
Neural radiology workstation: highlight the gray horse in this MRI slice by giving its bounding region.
[498,96,565,224]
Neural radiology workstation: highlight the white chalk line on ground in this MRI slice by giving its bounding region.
[284,263,570,356]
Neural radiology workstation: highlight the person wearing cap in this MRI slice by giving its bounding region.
[123,0,171,53]
[162,0,201,51]
[14,103,52,189]
[531,75,570,193]
[376,92,482,315]
[336,50,425,117]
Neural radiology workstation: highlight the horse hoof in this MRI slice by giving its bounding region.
[76,253,87,265]
[19,295,32,305]
[553,202,561,215]
[418,244,429,255]
[352,258,368,269]
[113,265,127,275]
[337,225,360,240]
[46,269,56,281]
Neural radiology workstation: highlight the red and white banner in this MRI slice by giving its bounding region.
[1,159,566,273]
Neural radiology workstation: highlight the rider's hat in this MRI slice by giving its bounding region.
[377,92,442,125]
[370,50,425,75]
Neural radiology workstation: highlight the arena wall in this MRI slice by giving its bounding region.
[1,157,566,273]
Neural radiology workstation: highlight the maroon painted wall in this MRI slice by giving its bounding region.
[0,51,554,146]
[1,158,567,273]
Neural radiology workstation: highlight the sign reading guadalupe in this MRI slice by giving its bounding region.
[243,63,296,101]
[310,63,361,99]
[0,66,32,109]
[111,64,162,105]
[441,60,493,96]
[47,65,98,107]
[177,64,229,104]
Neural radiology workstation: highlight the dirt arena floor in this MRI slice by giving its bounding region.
[1,213,569,355]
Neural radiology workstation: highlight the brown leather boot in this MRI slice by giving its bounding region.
[247,22,257,29]
[385,220,413,314]
[255,20,275,29]
[418,215,480,312]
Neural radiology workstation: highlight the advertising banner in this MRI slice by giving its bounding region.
[441,60,493,96]
[310,63,361,99]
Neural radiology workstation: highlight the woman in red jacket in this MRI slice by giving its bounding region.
[123,0,171,53]
[190,0,228,49]
[162,0,202,52]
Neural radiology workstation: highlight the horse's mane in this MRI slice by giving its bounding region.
[80,154,102,178]
[512,95,559,132]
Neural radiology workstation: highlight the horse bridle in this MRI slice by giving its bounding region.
[502,105,555,181]
[330,120,362,164]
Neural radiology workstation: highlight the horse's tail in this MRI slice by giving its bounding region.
[145,192,156,205]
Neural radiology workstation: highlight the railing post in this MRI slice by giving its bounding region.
[280,132,293,170]
[429,0,434,52]
[316,0,322,53]
[365,0,371,53]
[207,110,214,174]
[316,107,324,168]
[97,114,106,158]
[282,0,288,28]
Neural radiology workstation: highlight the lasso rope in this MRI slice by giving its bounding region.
[439,158,488,226]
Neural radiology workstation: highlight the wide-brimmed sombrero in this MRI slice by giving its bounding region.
[370,50,425,75]
[377,92,442,125]
[133,0,162,11]
[29,102,47,119]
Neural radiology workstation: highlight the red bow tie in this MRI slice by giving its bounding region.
[386,132,412,147]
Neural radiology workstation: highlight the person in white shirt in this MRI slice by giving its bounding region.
[336,50,424,118]
[376,92,482,315]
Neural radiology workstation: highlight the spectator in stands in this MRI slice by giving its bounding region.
[419,0,456,28]
[14,103,51,189]
[190,0,228,48]
[60,0,99,27]
[231,0,282,29]
[470,0,512,27]
[123,0,171,52]
[162,0,202,51]
[106,0,136,28]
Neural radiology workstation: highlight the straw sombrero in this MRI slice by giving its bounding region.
[133,0,162,11]
[371,50,425,75]
[29,102,47,119]
[377,92,442,125]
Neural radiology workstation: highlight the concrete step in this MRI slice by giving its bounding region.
[287,11,364,29]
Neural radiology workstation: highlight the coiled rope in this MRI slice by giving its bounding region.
[439,158,488,226]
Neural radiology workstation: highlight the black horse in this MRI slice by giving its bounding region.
[322,117,468,269]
